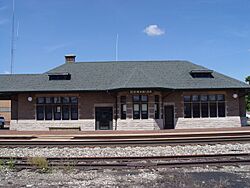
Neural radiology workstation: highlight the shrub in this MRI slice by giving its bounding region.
[29,157,49,172]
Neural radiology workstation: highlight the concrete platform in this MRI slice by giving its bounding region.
[1,127,250,138]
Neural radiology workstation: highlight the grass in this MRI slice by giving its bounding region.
[6,158,15,169]
[29,157,49,173]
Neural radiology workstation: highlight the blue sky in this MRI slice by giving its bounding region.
[0,0,249,81]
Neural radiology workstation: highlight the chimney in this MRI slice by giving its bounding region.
[65,54,76,63]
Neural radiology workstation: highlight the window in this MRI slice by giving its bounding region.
[36,106,44,120]
[154,95,160,119]
[192,95,200,118]
[71,105,78,120]
[217,94,225,117]
[48,73,71,80]
[62,106,70,120]
[184,96,191,118]
[54,106,61,120]
[184,94,225,118]
[120,96,126,119]
[133,95,148,119]
[36,96,78,120]
[190,70,214,78]
[45,106,53,120]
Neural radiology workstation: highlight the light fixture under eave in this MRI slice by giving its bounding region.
[27,97,33,102]
[232,94,238,99]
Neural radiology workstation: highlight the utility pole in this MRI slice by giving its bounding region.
[115,34,119,61]
[10,0,15,74]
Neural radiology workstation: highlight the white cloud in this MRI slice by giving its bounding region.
[143,24,165,36]
[3,70,10,74]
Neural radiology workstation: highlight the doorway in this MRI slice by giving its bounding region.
[164,105,175,129]
[95,107,113,130]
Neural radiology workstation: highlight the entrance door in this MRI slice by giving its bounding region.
[164,105,175,129]
[95,107,113,130]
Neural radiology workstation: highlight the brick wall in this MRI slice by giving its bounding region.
[9,89,247,131]
[0,100,11,124]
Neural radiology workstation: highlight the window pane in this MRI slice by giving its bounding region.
[201,95,208,101]
[120,96,126,103]
[37,97,45,104]
[141,103,148,119]
[217,94,225,101]
[141,103,148,111]
[54,106,61,120]
[184,103,191,118]
[62,97,70,104]
[133,95,140,102]
[192,103,200,118]
[62,105,70,120]
[70,97,78,104]
[36,106,44,120]
[155,103,160,119]
[45,106,53,120]
[218,102,225,117]
[133,104,140,119]
[210,102,217,117]
[141,95,148,102]
[71,105,78,120]
[155,95,159,102]
[122,104,127,112]
[54,97,61,104]
[121,104,126,119]
[45,97,53,104]
[209,95,216,101]
[134,104,139,111]
[201,103,209,117]
[192,95,200,102]
[184,96,191,102]
[141,111,148,119]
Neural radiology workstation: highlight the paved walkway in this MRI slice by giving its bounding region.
[1,127,250,137]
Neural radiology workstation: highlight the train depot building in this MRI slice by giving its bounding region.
[0,55,249,131]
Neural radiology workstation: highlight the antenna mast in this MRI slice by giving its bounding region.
[115,34,119,61]
[10,0,15,74]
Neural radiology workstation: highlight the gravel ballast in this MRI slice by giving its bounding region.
[0,143,249,157]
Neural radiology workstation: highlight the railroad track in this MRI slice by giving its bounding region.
[1,130,250,146]
[1,153,250,169]
[1,136,250,146]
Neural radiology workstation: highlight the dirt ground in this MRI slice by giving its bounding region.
[1,165,250,188]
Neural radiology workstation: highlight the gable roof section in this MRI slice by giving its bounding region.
[0,61,249,92]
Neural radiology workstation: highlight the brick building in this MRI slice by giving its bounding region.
[0,55,249,131]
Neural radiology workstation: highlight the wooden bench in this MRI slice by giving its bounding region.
[49,127,81,131]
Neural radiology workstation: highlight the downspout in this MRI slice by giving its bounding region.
[115,94,118,130]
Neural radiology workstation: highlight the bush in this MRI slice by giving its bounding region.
[29,157,49,172]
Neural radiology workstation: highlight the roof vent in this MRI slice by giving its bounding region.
[190,70,214,78]
[65,54,76,63]
[48,72,71,80]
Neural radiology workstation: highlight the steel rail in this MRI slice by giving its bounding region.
[1,153,250,169]
[1,136,250,146]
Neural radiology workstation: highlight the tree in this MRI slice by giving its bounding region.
[246,76,250,112]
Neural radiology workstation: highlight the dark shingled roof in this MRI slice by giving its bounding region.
[0,61,249,92]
